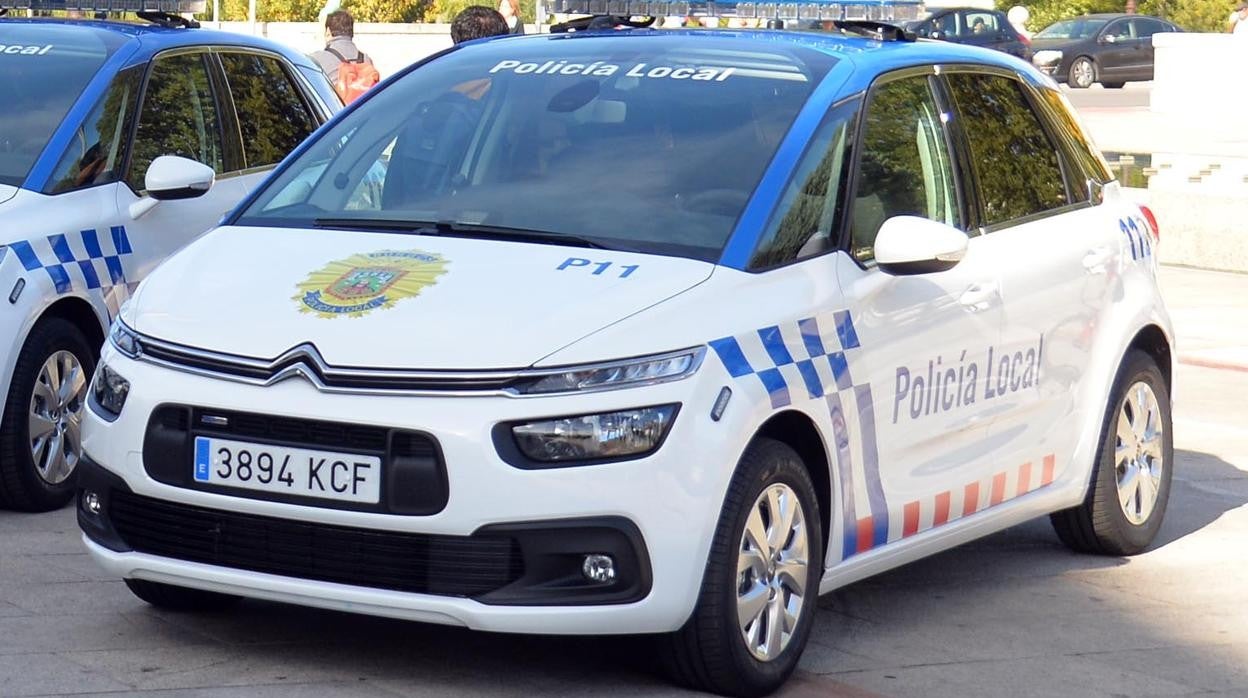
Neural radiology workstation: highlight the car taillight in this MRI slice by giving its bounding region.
[1139,205,1160,241]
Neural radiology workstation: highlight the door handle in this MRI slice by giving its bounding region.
[1083,246,1114,271]
[959,281,999,312]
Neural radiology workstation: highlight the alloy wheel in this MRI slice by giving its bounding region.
[736,483,809,662]
[27,350,87,485]
[1115,381,1164,526]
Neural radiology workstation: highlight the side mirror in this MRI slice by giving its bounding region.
[146,155,215,201]
[874,216,969,276]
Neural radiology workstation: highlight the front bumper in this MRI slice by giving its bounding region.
[78,345,751,634]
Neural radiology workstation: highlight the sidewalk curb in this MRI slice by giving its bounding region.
[1177,355,1248,373]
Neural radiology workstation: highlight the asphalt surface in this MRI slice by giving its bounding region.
[0,266,1245,697]
[1061,82,1151,110]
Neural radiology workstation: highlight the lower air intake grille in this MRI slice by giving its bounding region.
[109,491,523,597]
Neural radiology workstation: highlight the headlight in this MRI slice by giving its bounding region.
[108,320,141,358]
[511,348,705,395]
[1032,50,1063,66]
[90,363,130,418]
[510,404,679,463]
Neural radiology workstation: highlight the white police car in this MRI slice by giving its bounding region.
[77,13,1174,697]
[0,4,337,510]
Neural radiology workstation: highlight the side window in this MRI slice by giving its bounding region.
[749,101,857,269]
[848,76,958,264]
[46,66,141,194]
[1106,20,1134,40]
[219,53,319,170]
[1037,87,1112,202]
[965,12,999,36]
[1134,19,1165,38]
[126,53,225,192]
[947,73,1069,226]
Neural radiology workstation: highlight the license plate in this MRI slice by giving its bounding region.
[193,436,382,504]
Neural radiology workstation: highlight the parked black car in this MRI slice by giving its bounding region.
[905,8,1031,60]
[1030,13,1182,88]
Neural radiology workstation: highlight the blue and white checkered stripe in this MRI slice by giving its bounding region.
[7,226,135,317]
[708,310,861,409]
[709,310,889,563]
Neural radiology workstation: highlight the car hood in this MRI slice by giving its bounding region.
[126,225,716,369]
[0,184,16,207]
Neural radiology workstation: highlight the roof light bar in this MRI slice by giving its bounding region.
[543,0,922,22]
[0,0,205,13]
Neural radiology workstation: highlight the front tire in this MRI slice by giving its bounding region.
[125,579,243,612]
[1069,57,1096,89]
[1051,350,1173,555]
[0,318,95,511]
[663,439,823,697]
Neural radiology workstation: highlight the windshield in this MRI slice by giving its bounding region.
[236,35,836,262]
[1035,18,1109,39]
[0,24,121,186]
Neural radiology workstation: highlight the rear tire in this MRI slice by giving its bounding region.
[662,438,823,697]
[0,318,95,511]
[1051,350,1172,556]
[125,579,243,612]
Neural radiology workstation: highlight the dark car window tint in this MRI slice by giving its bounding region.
[749,101,857,269]
[220,53,318,170]
[127,53,224,191]
[1134,18,1167,38]
[849,76,958,263]
[1106,20,1134,40]
[948,73,1068,227]
[0,25,123,186]
[47,66,141,194]
[964,12,1000,36]
[1037,87,1112,199]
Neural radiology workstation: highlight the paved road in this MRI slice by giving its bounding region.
[1061,82,1151,110]
[1,266,1245,698]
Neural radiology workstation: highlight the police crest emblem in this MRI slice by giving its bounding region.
[294,250,449,318]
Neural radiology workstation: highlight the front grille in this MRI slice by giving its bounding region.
[109,491,523,596]
[139,339,521,393]
[190,407,401,453]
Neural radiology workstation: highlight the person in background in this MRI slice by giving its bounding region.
[310,10,380,103]
[497,0,524,34]
[451,6,511,44]
[310,10,372,85]
[1232,4,1248,34]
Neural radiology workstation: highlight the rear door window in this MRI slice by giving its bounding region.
[946,72,1069,227]
[219,53,319,170]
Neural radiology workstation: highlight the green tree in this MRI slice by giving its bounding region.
[998,0,1231,32]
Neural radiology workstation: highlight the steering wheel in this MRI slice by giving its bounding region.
[677,189,751,216]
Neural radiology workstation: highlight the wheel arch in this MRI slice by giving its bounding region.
[36,296,109,359]
[755,410,833,559]
[1127,324,1172,392]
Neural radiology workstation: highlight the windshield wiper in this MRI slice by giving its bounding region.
[313,218,619,250]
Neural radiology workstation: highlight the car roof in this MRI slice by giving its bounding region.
[474,29,1047,96]
[0,17,316,68]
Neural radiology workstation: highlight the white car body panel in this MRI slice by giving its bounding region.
[81,179,1174,633]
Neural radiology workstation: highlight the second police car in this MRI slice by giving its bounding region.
[0,3,338,511]
[77,12,1173,697]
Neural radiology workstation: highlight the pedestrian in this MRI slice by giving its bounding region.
[310,10,380,103]
[450,6,511,44]
[497,0,524,34]
[1234,4,1248,35]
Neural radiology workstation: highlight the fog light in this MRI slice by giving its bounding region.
[83,490,102,515]
[582,554,616,584]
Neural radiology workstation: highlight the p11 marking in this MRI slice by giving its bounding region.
[557,257,639,278]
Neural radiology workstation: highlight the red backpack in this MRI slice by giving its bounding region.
[326,47,380,104]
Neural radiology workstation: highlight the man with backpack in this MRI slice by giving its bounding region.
[311,10,380,104]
